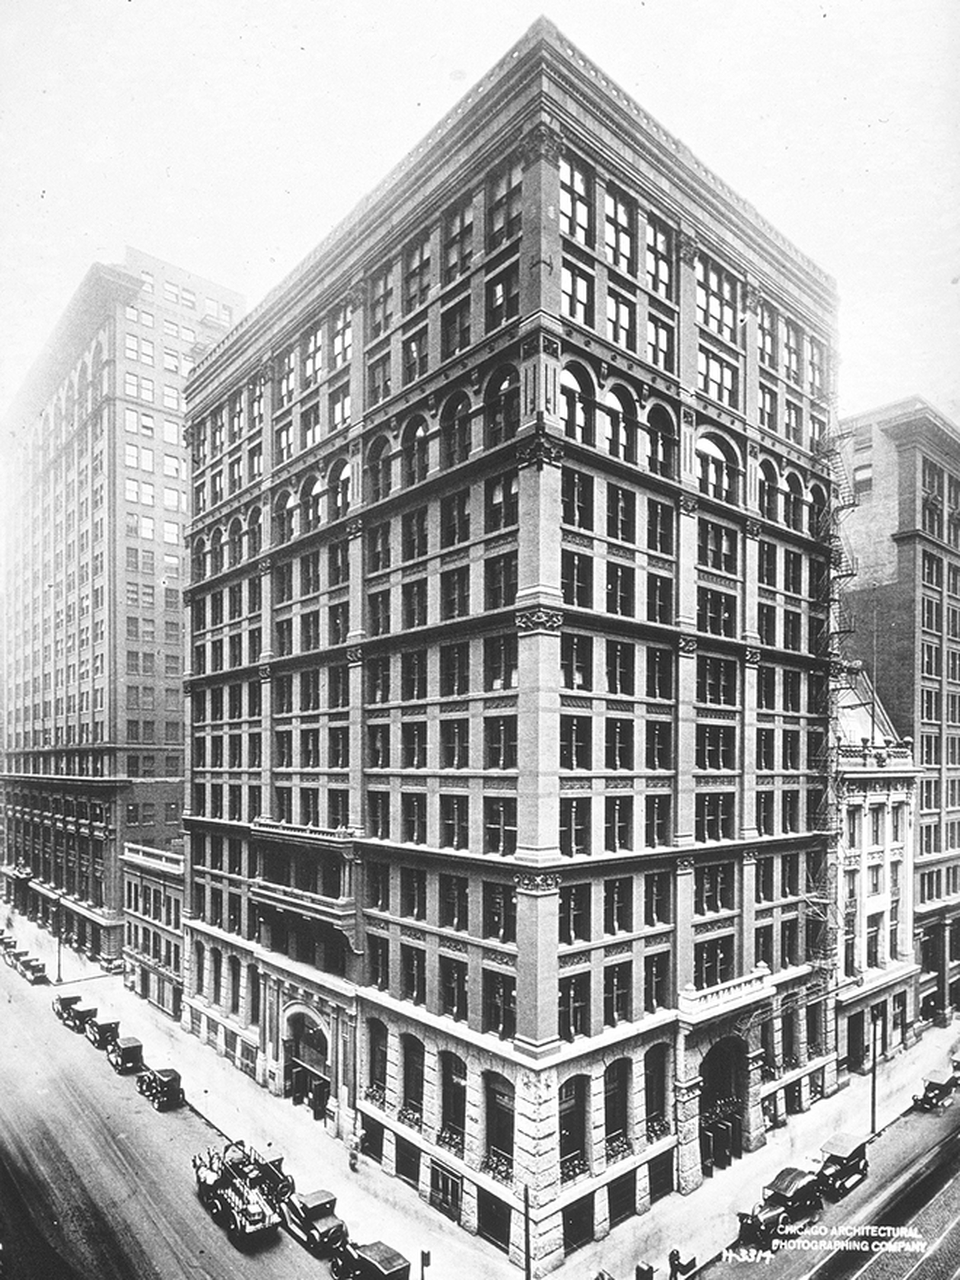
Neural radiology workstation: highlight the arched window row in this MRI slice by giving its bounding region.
[561,360,678,478]
[191,505,263,581]
[758,457,829,534]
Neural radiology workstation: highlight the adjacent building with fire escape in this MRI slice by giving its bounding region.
[840,397,960,1030]
[182,19,842,1272]
[0,248,242,966]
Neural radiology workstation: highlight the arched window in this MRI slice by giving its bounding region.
[603,387,638,464]
[784,473,805,531]
[228,518,244,567]
[192,537,207,582]
[604,1059,632,1160]
[228,955,241,1014]
[644,1043,670,1140]
[559,1075,590,1182]
[759,460,779,521]
[697,433,740,505]
[402,417,428,487]
[194,940,205,996]
[561,365,595,446]
[401,1033,425,1123]
[211,948,223,1005]
[646,405,676,478]
[247,507,262,556]
[301,475,321,531]
[274,491,296,543]
[367,436,392,503]
[482,1072,515,1178]
[441,393,471,469]
[484,367,520,448]
[809,483,827,537]
[210,528,225,575]
[367,1018,388,1097]
[439,1051,467,1155]
[328,459,351,520]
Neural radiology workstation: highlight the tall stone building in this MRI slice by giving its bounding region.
[183,20,840,1271]
[840,396,960,1030]
[0,248,242,966]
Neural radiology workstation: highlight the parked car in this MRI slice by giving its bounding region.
[737,1167,823,1250]
[281,1189,349,1257]
[330,1240,410,1280]
[913,1067,956,1110]
[5,949,28,970]
[85,1016,120,1049]
[107,1036,144,1075]
[19,957,48,984]
[62,1004,97,1033]
[816,1133,869,1198]
[51,992,81,1021]
[136,1067,185,1110]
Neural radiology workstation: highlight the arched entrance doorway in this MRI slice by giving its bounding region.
[283,1010,331,1121]
[698,1036,747,1175]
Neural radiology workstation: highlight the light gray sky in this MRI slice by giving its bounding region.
[2,0,958,423]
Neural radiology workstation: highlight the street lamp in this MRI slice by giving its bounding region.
[870,1005,881,1134]
[55,894,63,985]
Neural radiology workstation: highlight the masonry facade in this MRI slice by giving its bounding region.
[841,397,960,1031]
[0,249,242,966]
[122,839,185,1019]
[183,20,841,1272]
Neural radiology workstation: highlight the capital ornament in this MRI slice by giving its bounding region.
[678,231,698,267]
[516,606,563,632]
[743,283,761,314]
[519,121,563,167]
[517,430,564,471]
[346,646,363,665]
[514,872,561,893]
[678,635,697,656]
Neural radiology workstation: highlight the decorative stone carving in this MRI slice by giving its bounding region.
[678,231,698,266]
[514,872,561,893]
[744,649,761,666]
[678,635,697,656]
[516,606,563,632]
[346,647,363,664]
[743,283,761,314]
[347,280,365,311]
[345,517,364,539]
[682,407,696,426]
[258,664,272,681]
[440,938,468,954]
[517,430,564,471]
[559,951,590,968]
[519,121,563,167]
[745,520,761,539]
[400,927,425,942]
[680,495,698,515]
[676,857,695,872]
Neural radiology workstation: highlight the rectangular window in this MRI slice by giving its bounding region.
[559,155,593,243]
[443,199,474,283]
[647,313,675,372]
[696,256,738,341]
[485,265,520,330]
[607,291,636,351]
[645,215,673,299]
[441,297,471,360]
[698,348,739,408]
[486,156,523,248]
[561,263,594,326]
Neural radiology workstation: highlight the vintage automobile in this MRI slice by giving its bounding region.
[136,1067,185,1110]
[107,1036,144,1075]
[330,1240,410,1280]
[19,957,48,984]
[913,1067,956,1110]
[5,949,29,970]
[281,1189,349,1257]
[816,1133,869,1198]
[85,1015,120,1049]
[51,992,82,1021]
[737,1167,823,1250]
[62,1003,97,1033]
[192,1141,281,1249]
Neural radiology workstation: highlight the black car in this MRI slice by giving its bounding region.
[136,1067,185,1110]
[913,1068,956,1110]
[737,1167,823,1249]
[817,1133,869,1198]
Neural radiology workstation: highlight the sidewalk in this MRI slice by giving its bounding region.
[8,912,960,1280]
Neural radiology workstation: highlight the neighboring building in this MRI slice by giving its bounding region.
[121,838,185,1019]
[840,397,960,1028]
[0,248,243,967]
[833,672,920,1080]
[183,20,840,1272]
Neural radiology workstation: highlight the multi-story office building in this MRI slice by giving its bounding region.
[841,397,960,1029]
[833,673,919,1081]
[121,838,185,1019]
[183,20,840,1271]
[0,248,242,966]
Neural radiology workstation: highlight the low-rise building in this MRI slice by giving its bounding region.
[121,839,185,1019]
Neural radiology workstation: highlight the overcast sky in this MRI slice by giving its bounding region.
[1,0,958,425]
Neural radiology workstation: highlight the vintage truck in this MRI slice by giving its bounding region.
[192,1140,282,1249]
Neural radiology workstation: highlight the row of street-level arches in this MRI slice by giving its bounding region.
[191,362,825,580]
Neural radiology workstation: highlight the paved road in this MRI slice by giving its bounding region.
[0,957,330,1279]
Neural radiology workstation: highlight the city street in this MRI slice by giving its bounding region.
[0,955,329,1279]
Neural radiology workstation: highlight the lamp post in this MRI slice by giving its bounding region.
[55,894,63,985]
[870,1006,880,1134]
